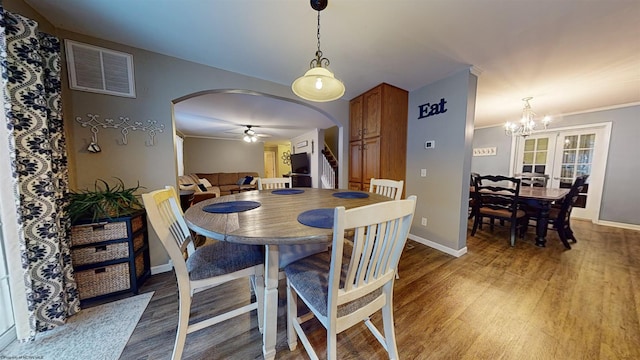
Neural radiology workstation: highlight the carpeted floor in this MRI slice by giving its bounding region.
[0,291,153,360]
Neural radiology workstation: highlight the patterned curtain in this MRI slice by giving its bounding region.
[0,7,79,340]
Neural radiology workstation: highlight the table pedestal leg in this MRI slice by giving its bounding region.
[535,203,550,247]
[263,245,279,360]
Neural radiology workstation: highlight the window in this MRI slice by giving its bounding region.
[521,137,548,174]
[175,135,184,176]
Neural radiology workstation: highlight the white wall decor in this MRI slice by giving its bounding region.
[473,147,497,156]
[76,113,164,148]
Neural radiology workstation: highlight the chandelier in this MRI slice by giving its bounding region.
[504,97,551,137]
[243,126,258,143]
[291,0,345,102]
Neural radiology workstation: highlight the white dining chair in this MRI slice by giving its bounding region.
[369,178,405,279]
[257,177,292,190]
[369,178,404,200]
[285,195,417,360]
[142,187,265,360]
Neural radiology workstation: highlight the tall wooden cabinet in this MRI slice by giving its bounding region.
[348,83,408,192]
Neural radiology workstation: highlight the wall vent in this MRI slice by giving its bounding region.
[64,40,136,98]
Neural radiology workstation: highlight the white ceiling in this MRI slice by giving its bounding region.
[25,0,640,143]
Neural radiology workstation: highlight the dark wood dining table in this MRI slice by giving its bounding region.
[471,186,569,247]
[517,187,569,246]
[183,188,392,360]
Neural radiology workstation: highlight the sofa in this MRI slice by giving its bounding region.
[179,172,259,198]
[178,174,220,205]
[197,172,259,195]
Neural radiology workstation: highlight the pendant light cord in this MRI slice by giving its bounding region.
[313,11,328,67]
[316,11,321,55]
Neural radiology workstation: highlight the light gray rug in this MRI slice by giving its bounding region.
[1,292,153,360]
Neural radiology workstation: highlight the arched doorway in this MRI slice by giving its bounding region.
[171,90,343,188]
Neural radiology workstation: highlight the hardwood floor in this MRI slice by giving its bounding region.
[119,219,640,359]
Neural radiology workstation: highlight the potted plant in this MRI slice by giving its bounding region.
[67,178,145,223]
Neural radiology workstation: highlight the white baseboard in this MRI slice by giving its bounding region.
[593,220,640,231]
[151,260,173,275]
[408,233,467,258]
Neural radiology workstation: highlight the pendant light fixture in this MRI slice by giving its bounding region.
[504,97,551,137]
[292,0,345,102]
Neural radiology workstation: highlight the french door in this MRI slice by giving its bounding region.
[512,123,611,221]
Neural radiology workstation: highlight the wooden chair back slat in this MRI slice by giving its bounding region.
[257,177,292,190]
[369,178,404,200]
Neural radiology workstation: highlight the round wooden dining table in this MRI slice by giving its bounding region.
[184,187,392,360]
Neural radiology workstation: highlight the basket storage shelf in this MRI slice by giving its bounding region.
[71,210,150,302]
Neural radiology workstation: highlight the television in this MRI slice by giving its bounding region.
[290,152,310,174]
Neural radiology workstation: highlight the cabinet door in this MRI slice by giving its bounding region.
[363,87,381,138]
[362,137,380,182]
[348,182,362,191]
[349,96,363,142]
[349,141,362,183]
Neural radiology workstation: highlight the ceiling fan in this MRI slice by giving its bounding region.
[212,118,315,142]
[239,125,270,143]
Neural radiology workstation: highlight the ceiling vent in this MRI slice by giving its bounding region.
[64,40,136,98]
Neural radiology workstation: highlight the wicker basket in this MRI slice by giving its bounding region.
[135,252,146,279]
[131,214,144,233]
[71,221,128,246]
[75,262,131,299]
[133,233,145,252]
[71,242,129,266]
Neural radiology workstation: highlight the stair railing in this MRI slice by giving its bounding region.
[321,143,338,189]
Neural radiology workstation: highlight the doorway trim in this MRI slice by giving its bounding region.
[508,121,612,223]
[171,89,347,188]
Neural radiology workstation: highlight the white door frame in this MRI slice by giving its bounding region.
[512,134,555,182]
[509,122,612,223]
[0,231,16,350]
[0,94,17,348]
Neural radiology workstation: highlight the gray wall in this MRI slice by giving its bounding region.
[406,69,477,252]
[472,104,640,225]
[470,125,512,176]
[184,137,265,175]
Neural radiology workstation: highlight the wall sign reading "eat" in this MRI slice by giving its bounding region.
[418,98,447,119]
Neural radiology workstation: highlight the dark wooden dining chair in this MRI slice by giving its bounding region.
[468,172,481,219]
[515,172,549,187]
[527,175,588,249]
[470,175,528,246]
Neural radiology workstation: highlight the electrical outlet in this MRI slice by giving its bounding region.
[420,169,427,177]
[421,217,427,226]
